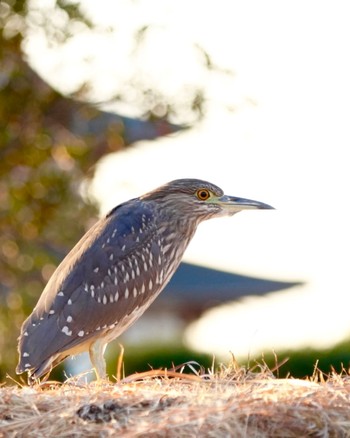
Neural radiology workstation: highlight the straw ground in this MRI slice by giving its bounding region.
[1,358,350,437]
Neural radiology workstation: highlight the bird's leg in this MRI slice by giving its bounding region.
[89,339,107,381]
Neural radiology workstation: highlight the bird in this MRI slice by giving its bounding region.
[16,178,273,381]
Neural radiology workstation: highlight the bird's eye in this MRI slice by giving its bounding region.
[196,189,211,201]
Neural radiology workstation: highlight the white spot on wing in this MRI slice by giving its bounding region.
[125,288,129,299]
[78,330,84,337]
[67,299,72,305]
[66,316,73,323]
[161,243,172,254]
[62,326,72,336]
[23,352,29,357]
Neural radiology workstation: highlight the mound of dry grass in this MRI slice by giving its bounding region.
[1,360,350,437]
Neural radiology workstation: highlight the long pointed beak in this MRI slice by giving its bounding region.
[216,195,274,213]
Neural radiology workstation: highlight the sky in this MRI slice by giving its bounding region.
[25,0,350,359]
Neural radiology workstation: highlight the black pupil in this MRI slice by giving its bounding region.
[199,190,208,199]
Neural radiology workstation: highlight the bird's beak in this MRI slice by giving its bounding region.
[215,195,274,214]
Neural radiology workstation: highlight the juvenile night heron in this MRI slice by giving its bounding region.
[17,178,273,381]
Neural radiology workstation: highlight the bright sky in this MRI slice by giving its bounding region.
[25,0,350,359]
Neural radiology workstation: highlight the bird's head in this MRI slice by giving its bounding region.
[141,178,274,224]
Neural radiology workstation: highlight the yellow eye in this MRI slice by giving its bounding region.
[196,189,211,201]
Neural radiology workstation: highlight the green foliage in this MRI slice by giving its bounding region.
[45,341,350,383]
[247,341,350,379]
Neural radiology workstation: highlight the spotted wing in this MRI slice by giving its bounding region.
[17,200,167,376]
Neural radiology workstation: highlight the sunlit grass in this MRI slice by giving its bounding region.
[2,356,350,436]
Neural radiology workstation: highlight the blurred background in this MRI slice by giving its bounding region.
[1,0,350,382]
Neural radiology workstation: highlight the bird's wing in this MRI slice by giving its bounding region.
[17,200,164,374]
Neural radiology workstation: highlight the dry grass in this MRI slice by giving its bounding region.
[1,359,350,437]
